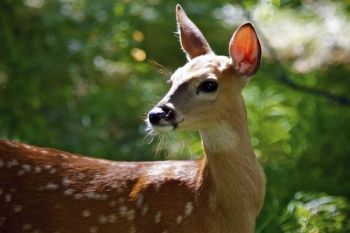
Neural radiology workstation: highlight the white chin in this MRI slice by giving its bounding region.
[153,125,174,133]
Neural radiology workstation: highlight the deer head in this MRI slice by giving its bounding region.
[147,5,261,135]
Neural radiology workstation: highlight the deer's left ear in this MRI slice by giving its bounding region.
[176,4,213,60]
[229,23,261,77]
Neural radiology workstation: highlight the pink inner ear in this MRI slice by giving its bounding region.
[230,24,261,76]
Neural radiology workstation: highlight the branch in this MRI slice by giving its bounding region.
[239,3,350,107]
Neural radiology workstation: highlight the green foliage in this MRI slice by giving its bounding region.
[281,192,350,233]
[0,0,349,232]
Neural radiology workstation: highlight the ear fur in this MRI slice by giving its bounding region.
[176,4,213,60]
[229,23,261,77]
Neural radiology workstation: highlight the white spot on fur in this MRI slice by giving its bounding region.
[7,141,19,148]
[23,144,32,149]
[17,170,25,176]
[185,202,194,216]
[59,153,69,159]
[147,162,198,182]
[89,226,98,233]
[136,194,143,208]
[127,210,135,221]
[82,209,91,217]
[13,204,22,213]
[22,164,31,172]
[117,187,124,194]
[74,193,83,200]
[107,214,117,223]
[154,211,162,223]
[49,168,57,174]
[119,206,127,217]
[77,173,85,180]
[109,200,117,207]
[22,224,32,230]
[129,225,136,233]
[64,189,75,196]
[62,177,72,186]
[97,159,110,165]
[34,166,42,173]
[0,217,6,226]
[41,150,49,154]
[32,147,39,152]
[5,194,11,202]
[155,183,161,191]
[44,164,52,170]
[98,215,107,224]
[85,157,95,162]
[141,204,148,216]
[85,192,108,200]
[110,182,119,189]
[46,183,59,190]
[7,159,19,168]
[176,215,183,224]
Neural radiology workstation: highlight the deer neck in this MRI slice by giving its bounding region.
[199,96,265,222]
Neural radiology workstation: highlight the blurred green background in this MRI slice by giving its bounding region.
[1,0,350,232]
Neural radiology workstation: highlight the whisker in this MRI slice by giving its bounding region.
[144,120,156,144]
[155,135,164,159]
[147,59,172,77]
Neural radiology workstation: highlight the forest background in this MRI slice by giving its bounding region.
[1,0,350,231]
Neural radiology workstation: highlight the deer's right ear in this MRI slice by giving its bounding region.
[229,23,261,77]
[176,4,213,60]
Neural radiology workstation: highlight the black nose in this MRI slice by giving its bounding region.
[148,111,162,125]
[148,105,176,125]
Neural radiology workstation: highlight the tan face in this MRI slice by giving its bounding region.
[146,5,261,134]
[148,55,239,133]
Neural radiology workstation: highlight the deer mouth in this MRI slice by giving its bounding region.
[158,119,184,131]
[146,118,184,134]
[152,124,175,133]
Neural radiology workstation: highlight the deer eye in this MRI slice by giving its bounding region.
[197,80,218,93]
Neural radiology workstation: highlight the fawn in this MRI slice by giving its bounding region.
[0,4,265,233]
